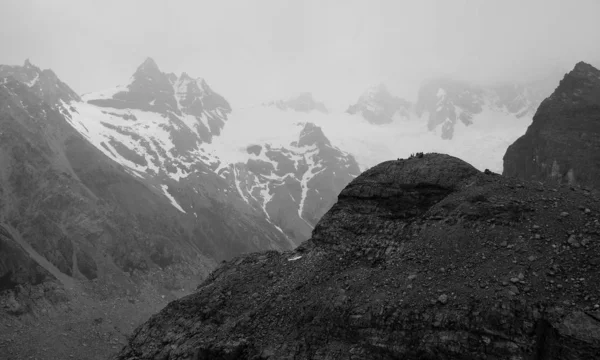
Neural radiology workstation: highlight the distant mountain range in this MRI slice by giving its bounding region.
[0,57,569,292]
[0,58,361,300]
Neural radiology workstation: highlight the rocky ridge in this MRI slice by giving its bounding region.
[117,153,600,359]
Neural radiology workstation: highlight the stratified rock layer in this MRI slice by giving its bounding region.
[503,62,600,188]
[117,153,600,360]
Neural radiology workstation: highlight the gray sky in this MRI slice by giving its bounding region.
[2,0,600,108]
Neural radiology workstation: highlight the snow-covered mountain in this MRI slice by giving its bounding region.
[336,76,561,172]
[42,58,358,245]
[415,77,557,139]
[231,122,360,240]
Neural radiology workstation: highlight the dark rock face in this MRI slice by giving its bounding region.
[347,84,412,125]
[85,57,231,145]
[267,93,328,113]
[296,122,330,148]
[0,225,52,292]
[117,153,600,359]
[503,62,600,189]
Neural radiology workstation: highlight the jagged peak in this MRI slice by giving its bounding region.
[549,61,600,104]
[23,58,34,68]
[135,57,161,74]
[573,61,598,74]
[297,122,331,147]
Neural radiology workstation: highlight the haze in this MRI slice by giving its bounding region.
[2,0,600,108]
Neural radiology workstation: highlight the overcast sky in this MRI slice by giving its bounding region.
[2,0,600,108]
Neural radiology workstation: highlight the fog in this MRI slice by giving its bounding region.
[2,0,600,108]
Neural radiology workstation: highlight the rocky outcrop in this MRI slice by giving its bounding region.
[0,225,53,293]
[117,153,600,359]
[503,62,600,189]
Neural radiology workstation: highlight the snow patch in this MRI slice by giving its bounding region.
[26,73,39,87]
[160,185,186,213]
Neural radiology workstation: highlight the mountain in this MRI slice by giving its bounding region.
[116,153,600,359]
[346,76,555,138]
[346,84,412,124]
[0,60,300,358]
[233,122,360,240]
[415,77,554,140]
[0,59,80,108]
[503,62,600,188]
[266,92,328,113]
[334,75,561,174]
[0,60,297,288]
[66,58,357,245]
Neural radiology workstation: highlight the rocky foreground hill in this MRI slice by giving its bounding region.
[117,153,600,359]
[504,62,600,188]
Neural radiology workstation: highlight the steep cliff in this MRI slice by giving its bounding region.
[117,153,600,359]
[503,62,600,188]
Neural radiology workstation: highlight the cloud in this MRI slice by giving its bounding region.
[2,0,599,107]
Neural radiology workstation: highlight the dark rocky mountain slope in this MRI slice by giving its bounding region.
[504,62,600,188]
[0,62,292,292]
[117,153,600,359]
[0,63,292,358]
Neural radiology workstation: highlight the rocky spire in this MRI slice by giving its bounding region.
[134,57,162,78]
[550,61,600,105]
[503,61,600,188]
[297,123,331,148]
